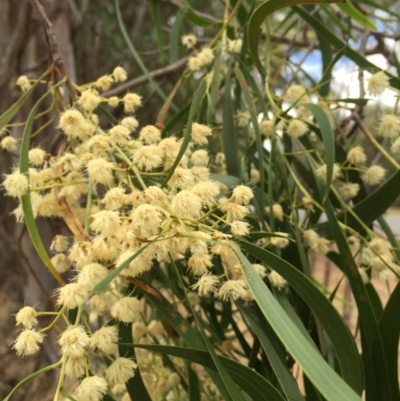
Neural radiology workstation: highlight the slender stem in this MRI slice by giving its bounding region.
[209,0,242,48]
[112,144,147,189]
[30,181,87,192]
[84,180,92,233]
[283,158,325,213]
[38,306,67,333]
[199,197,232,220]
[53,356,67,401]
[354,113,400,169]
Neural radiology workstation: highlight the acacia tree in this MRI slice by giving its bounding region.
[2,1,400,401]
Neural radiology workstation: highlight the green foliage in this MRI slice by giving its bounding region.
[3,1,400,401]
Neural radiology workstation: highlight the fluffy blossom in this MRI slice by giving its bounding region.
[15,306,38,329]
[109,125,131,145]
[191,274,219,296]
[315,163,341,183]
[90,325,119,354]
[95,75,113,91]
[379,114,400,138]
[113,66,128,82]
[168,167,194,191]
[75,375,108,401]
[182,34,197,49]
[191,149,209,167]
[138,125,161,145]
[51,253,71,273]
[285,85,310,104]
[13,330,44,356]
[188,48,214,71]
[265,204,284,221]
[391,137,400,157]
[56,282,89,309]
[1,136,17,151]
[230,221,250,236]
[123,93,142,113]
[16,75,31,91]
[86,158,114,186]
[170,190,203,219]
[339,182,360,200]
[270,233,290,248]
[65,357,85,379]
[59,326,90,358]
[218,279,248,302]
[106,357,137,385]
[91,210,121,236]
[191,123,212,145]
[347,146,366,165]
[363,165,386,185]
[133,145,163,171]
[188,253,213,276]
[192,181,220,207]
[121,116,139,132]
[2,171,29,198]
[77,89,101,111]
[259,120,274,138]
[286,119,308,138]
[130,204,161,237]
[111,297,141,323]
[227,38,243,53]
[268,271,287,290]
[232,185,254,205]
[368,71,389,96]
[303,229,330,255]
[28,148,46,166]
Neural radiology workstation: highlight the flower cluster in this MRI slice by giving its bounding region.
[4,67,272,401]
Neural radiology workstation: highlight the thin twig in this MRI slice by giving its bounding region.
[103,56,188,97]
[29,0,77,96]
[354,113,400,170]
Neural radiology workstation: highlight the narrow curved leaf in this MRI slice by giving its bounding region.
[188,363,201,401]
[234,247,363,401]
[378,281,400,401]
[2,361,61,401]
[316,32,333,97]
[119,321,152,401]
[161,79,207,187]
[170,257,245,401]
[145,283,232,399]
[211,173,242,188]
[174,0,221,26]
[240,241,363,394]
[238,304,306,401]
[322,200,394,401]
[169,11,184,63]
[0,74,43,130]
[92,244,149,293]
[20,82,65,286]
[235,66,265,213]
[301,103,335,201]
[294,5,400,90]
[317,169,400,237]
[115,0,177,111]
[222,65,239,177]
[126,344,286,401]
[337,2,377,30]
